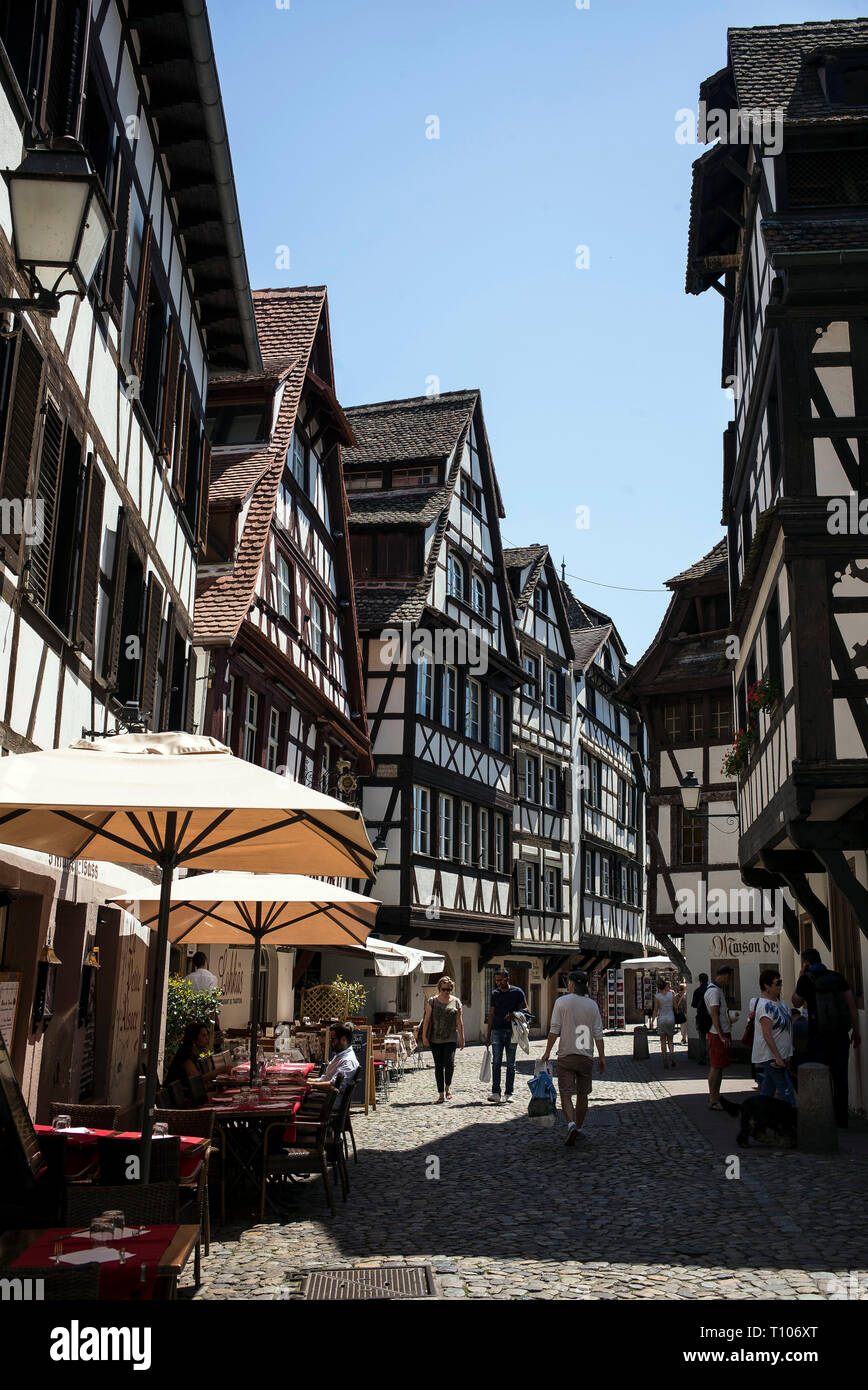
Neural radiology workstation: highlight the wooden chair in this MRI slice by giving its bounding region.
[97,1135,181,1186]
[64,1181,179,1228]
[260,1088,337,1218]
[49,1102,121,1129]
[2,1264,101,1299]
[325,1083,354,1200]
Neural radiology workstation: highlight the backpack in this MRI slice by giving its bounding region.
[694,988,712,1032]
[813,971,852,1036]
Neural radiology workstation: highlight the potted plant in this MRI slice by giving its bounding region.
[329,973,367,1020]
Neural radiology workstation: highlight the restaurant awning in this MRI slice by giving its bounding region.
[333,937,446,977]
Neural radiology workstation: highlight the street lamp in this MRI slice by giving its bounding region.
[373,834,389,870]
[679,770,740,828]
[1,140,113,319]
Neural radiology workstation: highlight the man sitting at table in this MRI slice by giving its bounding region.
[309,1023,359,1093]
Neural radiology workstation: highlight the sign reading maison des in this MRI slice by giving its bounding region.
[710,933,770,957]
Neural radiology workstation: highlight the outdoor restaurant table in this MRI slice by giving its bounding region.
[228,1061,315,1081]
[34,1125,208,1181]
[3,1225,199,1300]
[213,1092,309,1207]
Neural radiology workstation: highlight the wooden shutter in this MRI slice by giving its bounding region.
[74,456,105,658]
[140,573,164,726]
[104,508,130,686]
[0,334,44,572]
[107,154,132,322]
[41,0,91,138]
[27,401,64,609]
[184,647,197,733]
[197,432,211,550]
[516,864,527,908]
[159,323,181,459]
[161,604,177,729]
[129,218,153,379]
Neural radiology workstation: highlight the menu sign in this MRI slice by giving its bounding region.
[0,973,21,1050]
[0,1029,44,1184]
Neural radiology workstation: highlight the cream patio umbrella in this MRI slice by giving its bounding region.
[116,871,380,1073]
[0,732,375,1179]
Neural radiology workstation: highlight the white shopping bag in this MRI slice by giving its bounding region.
[533,1058,551,1077]
[479,1047,492,1083]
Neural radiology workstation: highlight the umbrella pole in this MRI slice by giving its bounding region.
[249,922,263,1077]
[140,814,178,1186]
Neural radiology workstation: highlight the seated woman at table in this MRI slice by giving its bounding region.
[164,1023,211,1087]
[308,1022,359,1093]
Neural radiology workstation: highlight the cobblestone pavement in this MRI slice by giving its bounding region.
[187,1034,868,1300]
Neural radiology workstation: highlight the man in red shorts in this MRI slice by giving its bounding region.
[705,966,734,1110]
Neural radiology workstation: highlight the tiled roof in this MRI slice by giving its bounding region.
[665,635,728,680]
[503,544,548,616]
[347,487,447,527]
[666,539,728,589]
[209,448,275,503]
[570,623,612,669]
[343,392,478,467]
[727,20,868,122]
[762,216,868,259]
[210,355,300,387]
[354,584,430,629]
[194,289,326,645]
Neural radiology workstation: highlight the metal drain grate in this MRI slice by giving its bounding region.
[303,1265,436,1300]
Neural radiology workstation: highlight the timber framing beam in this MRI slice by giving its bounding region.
[760,851,831,947]
[813,849,868,944]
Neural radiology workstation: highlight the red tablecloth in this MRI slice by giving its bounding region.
[230,1061,315,1080]
[35,1127,208,1181]
[14,1225,179,1299]
[212,1095,305,1143]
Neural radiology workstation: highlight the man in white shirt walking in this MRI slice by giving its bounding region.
[541,971,605,1147]
[705,965,734,1110]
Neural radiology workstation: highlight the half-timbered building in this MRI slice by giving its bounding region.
[687,20,868,1104]
[619,542,780,1050]
[343,391,522,1038]
[0,0,259,1115]
[564,585,650,1027]
[502,545,573,1028]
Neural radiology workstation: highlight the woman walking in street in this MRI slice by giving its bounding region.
[752,968,796,1106]
[651,977,677,1068]
[422,976,465,1102]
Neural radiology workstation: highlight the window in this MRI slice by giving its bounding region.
[277,553,293,622]
[490,693,504,752]
[663,702,681,739]
[679,807,706,866]
[416,657,433,718]
[544,867,560,911]
[545,667,559,710]
[226,675,236,749]
[629,783,639,827]
[586,683,596,718]
[524,756,539,804]
[290,431,305,488]
[591,759,602,809]
[472,574,487,616]
[309,595,324,659]
[413,786,431,855]
[494,814,506,873]
[535,583,549,615]
[584,853,593,893]
[460,473,483,509]
[466,678,481,741]
[393,465,436,488]
[344,470,383,492]
[460,803,473,864]
[687,698,704,740]
[710,695,732,740]
[617,779,627,824]
[620,864,629,902]
[765,594,783,693]
[520,862,538,909]
[447,552,465,600]
[460,957,472,1007]
[206,404,269,446]
[544,763,559,809]
[442,667,457,729]
[243,690,259,763]
[601,857,610,898]
[350,530,423,579]
[439,794,455,859]
[478,809,489,869]
[632,869,639,906]
[522,654,538,698]
[319,742,331,794]
[266,708,281,772]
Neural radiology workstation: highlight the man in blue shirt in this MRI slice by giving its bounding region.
[485,969,528,1103]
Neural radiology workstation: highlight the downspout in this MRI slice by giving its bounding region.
[181,0,262,375]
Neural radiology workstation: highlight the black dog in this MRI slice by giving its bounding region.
[719,1095,797,1147]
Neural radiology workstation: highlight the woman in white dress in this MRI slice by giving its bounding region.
[651,978,677,1068]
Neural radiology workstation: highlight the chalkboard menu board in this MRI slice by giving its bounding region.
[349,1025,373,1114]
[0,1030,44,1187]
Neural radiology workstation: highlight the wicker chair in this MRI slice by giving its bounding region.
[325,1083,353,1200]
[64,1181,179,1227]
[2,1264,101,1299]
[49,1102,121,1129]
[97,1135,181,1186]
[154,1109,214,1256]
[260,1088,337,1218]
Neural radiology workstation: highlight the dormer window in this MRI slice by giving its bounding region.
[393,465,437,488]
[818,48,868,106]
[345,470,383,492]
[206,403,269,446]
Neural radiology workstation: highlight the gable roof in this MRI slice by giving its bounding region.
[570,623,613,671]
[726,19,868,122]
[619,540,730,700]
[666,539,728,589]
[209,449,274,504]
[344,392,479,467]
[503,544,547,614]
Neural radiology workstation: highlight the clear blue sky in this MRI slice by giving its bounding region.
[208,0,861,660]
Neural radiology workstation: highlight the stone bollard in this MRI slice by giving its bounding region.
[797,1062,838,1153]
[633,1026,649,1060]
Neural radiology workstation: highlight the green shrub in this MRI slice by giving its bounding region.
[165,975,223,1060]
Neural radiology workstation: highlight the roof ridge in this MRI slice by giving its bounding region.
[253,285,327,297]
[345,390,479,415]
